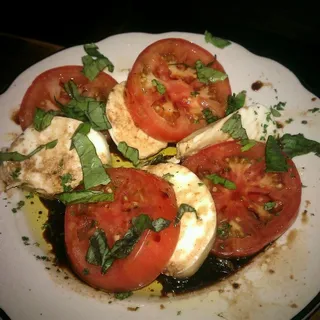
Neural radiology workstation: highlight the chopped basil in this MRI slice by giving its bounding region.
[202,108,219,124]
[195,60,228,84]
[83,268,90,275]
[217,221,231,239]
[191,91,199,97]
[308,107,319,113]
[117,142,139,166]
[226,91,246,116]
[59,81,111,131]
[141,154,166,166]
[56,190,114,205]
[279,133,320,158]
[0,139,58,162]
[273,101,286,111]
[174,204,200,227]
[60,173,73,192]
[265,135,288,172]
[264,202,276,211]
[221,113,248,142]
[162,173,174,181]
[206,174,236,190]
[204,30,231,49]
[85,214,170,274]
[285,118,293,124]
[82,43,114,81]
[270,108,281,117]
[33,108,59,131]
[152,79,166,94]
[11,167,21,180]
[241,140,256,152]
[72,126,111,189]
[86,229,109,266]
[114,292,133,300]
[25,192,34,199]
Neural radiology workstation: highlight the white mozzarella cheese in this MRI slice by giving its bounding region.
[143,163,216,278]
[0,116,111,197]
[106,82,167,159]
[177,103,278,158]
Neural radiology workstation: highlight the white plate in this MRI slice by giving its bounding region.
[0,32,319,320]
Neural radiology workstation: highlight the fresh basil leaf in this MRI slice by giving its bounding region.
[206,174,236,190]
[33,108,59,131]
[195,60,228,84]
[72,129,111,189]
[279,133,320,158]
[202,108,219,124]
[226,91,246,116]
[117,142,139,166]
[114,292,133,300]
[174,204,199,227]
[264,202,276,211]
[60,173,73,192]
[98,214,170,274]
[221,113,248,142]
[152,217,171,232]
[241,140,256,152]
[86,229,109,266]
[217,221,231,239]
[56,190,114,204]
[265,135,288,172]
[60,81,111,131]
[0,139,58,162]
[273,101,286,111]
[204,30,231,49]
[82,43,114,81]
[152,79,166,94]
[270,108,281,117]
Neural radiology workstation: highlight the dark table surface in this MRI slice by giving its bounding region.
[0,3,319,320]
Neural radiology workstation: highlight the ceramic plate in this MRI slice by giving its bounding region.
[0,32,319,320]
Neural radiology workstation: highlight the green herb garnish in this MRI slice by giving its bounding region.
[56,190,114,205]
[11,167,21,180]
[0,140,58,162]
[202,108,218,124]
[114,292,133,300]
[265,135,288,172]
[71,125,111,189]
[217,221,231,239]
[174,204,200,227]
[226,91,246,115]
[264,202,276,211]
[195,60,228,84]
[152,79,166,94]
[117,142,139,166]
[206,174,236,190]
[279,133,320,158]
[86,214,170,274]
[204,30,231,49]
[82,43,114,81]
[33,108,59,131]
[60,173,73,192]
[221,113,248,142]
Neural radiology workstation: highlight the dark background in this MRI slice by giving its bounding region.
[0,2,319,97]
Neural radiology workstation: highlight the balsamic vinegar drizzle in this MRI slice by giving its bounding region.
[40,198,258,296]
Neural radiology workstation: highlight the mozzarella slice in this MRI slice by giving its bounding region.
[106,82,167,159]
[177,103,278,158]
[143,163,216,278]
[0,116,111,197]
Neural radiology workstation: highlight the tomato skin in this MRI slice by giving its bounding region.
[182,141,302,258]
[65,168,180,292]
[18,66,117,130]
[125,38,232,142]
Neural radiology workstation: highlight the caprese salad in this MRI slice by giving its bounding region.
[1,34,319,297]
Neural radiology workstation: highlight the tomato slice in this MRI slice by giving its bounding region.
[18,66,118,130]
[125,38,232,142]
[64,168,180,292]
[182,141,302,258]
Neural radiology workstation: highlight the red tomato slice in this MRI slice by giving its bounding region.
[182,141,302,258]
[18,66,118,130]
[125,38,232,142]
[65,168,180,292]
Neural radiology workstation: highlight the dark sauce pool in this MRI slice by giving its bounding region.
[40,198,258,297]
